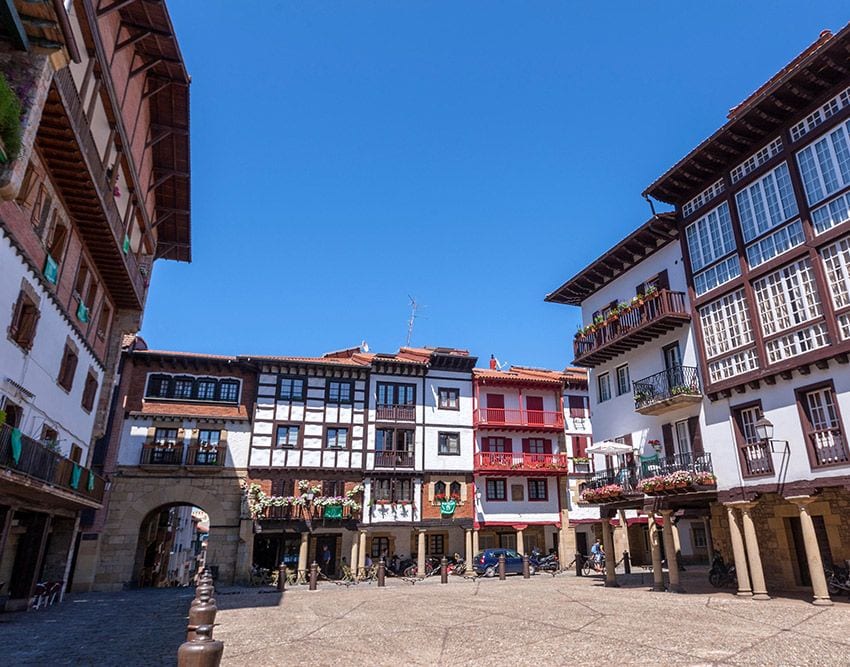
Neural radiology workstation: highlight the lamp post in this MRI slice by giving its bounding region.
[754,416,789,455]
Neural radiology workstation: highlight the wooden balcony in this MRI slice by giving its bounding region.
[473,408,564,430]
[186,444,226,469]
[369,449,415,470]
[633,365,703,415]
[573,290,690,368]
[0,423,105,507]
[140,442,184,467]
[740,442,774,478]
[475,452,569,475]
[261,503,359,522]
[375,404,416,421]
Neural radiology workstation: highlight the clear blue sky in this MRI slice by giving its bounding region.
[140,2,849,369]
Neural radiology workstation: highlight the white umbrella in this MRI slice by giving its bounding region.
[585,440,635,455]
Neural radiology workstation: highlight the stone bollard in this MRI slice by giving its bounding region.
[623,550,631,575]
[277,565,287,592]
[522,554,530,579]
[498,554,506,580]
[178,624,223,667]
[187,590,217,642]
[309,562,318,591]
[377,559,386,587]
[440,557,448,584]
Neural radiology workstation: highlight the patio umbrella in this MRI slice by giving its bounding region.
[585,440,635,455]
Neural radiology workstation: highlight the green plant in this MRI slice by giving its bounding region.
[0,73,22,160]
[0,409,6,426]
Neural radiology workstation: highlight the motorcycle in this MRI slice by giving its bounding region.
[708,550,737,588]
[826,563,850,595]
[532,548,559,572]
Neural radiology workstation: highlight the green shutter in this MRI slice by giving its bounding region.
[43,254,58,284]
[76,300,89,323]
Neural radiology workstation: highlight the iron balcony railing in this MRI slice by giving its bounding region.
[0,423,105,504]
[633,365,702,411]
[474,452,569,473]
[573,290,690,367]
[186,444,226,467]
[581,452,714,500]
[375,404,416,421]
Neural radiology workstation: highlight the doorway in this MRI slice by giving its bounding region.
[315,535,337,577]
[576,531,588,559]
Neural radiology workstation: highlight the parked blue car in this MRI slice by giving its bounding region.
[473,548,539,576]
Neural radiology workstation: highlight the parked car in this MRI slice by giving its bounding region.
[473,549,538,577]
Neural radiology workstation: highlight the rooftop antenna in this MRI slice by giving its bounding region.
[406,296,418,347]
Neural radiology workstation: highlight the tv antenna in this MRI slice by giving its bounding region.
[406,296,421,346]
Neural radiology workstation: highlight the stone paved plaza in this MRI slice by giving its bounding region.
[1,572,849,666]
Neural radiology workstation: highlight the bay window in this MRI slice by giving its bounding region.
[810,191,850,235]
[752,258,823,336]
[735,162,798,242]
[699,289,758,383]
[795,119,850,206]
[686,202,736,272]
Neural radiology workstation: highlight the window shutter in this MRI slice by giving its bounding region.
[8,291,24,338]
[521,438,530,453]
[503,437,512,453]
[687,416,704,455]
[662,423,674,458]
[481,437,489,452]
[573,436,587,458]
[656,270,670,291]
[543,439,552,454]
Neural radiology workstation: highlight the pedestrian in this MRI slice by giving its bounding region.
[590,538,604,572]
[320,544,332,575]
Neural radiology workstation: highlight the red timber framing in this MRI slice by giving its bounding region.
[642,25,850,399]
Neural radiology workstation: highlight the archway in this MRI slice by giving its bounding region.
[132,504,209,588]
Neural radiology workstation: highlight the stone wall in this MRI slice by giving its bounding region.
[90,469,246,591]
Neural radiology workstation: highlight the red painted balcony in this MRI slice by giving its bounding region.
[475,452,569,474]
[573,290,690,368]
[473,408,564,430]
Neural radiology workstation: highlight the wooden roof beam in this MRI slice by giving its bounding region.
[130,57,163,79]
[0,0,29,51]
[116,28,152,53]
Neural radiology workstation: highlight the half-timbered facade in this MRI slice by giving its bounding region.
[0,0,190,606]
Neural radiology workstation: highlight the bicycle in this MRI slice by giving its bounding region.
[583,554,605,576]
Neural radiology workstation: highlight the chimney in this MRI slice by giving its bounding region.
[489,354,497,370]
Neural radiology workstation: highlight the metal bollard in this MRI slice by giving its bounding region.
[623,550,631,574]
[522,554,530,579]
[440,557,448,584]
[498,553,506,580]
[178,624,223,667]
[277,565,287,592]
[575,552,583,577]
[377,559,386,587]
[309,562,318,590]
[187,590,217,642]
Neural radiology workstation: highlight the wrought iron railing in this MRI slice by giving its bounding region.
[639,451,713,477]
[0,423,105,504]
[580,452,715,501]
[633,365,702,410]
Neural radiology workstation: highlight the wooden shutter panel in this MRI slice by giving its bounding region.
[543,439,552,454]
[656,269,670,291]
[573,436,587,458]
[503,437,512,453]
[661,423,674,458]
[481,437,489,452]
[687,416,703,456]
[521,438,530,453]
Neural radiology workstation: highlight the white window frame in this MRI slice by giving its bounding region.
[795,118,850,206]
[699,289,754,359]
[734,161,798,242]
[674,420,691,457]
[752,258,822,337]
[820,235,850,311]
[685,202,736,272]
[615,364,630,396]
[597,373,611,403]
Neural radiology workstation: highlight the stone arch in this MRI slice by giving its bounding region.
[120,484,226,533]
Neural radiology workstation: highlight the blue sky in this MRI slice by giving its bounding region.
[140,2,849,369]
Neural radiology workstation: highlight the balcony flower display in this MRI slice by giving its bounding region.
[298,480,322,495]
[637,470,717,495]
[580,483,624,503]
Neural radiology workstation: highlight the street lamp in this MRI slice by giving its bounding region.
[754,416,774,443]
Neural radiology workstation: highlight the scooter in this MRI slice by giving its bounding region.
[537,552,559,572]
[826,563,850,595]
[708,550,737,588]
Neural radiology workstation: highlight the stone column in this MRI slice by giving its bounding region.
[601,518,618,587]
[787,496,833,606]
[417,529,426,577]
[357,530,367,576]
[297,531,309,584]
[702,516,714,562]
[738,503,770,600]
[349,536,359,576]
[516,528,525,556]
[647,513,665,592]
[472,529,479,557]
[725,504,752,597]
[660,511,681,592]
[464,529,473,566]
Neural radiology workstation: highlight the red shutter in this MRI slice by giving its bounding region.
[567,395,582,417]
[503,437,512,453]
[486,393,504,408]
[573,436,587,458]
[662,423,674,458]
[481,437,490,453]
[521,438,530,453]
[543,439,552,454]
[687,417,704,456]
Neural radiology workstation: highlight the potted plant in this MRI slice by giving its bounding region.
[644,285,658,299]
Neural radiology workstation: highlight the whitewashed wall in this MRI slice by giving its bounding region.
[474,475,560,524]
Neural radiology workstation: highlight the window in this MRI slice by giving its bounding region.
[371,536,390,558]
[40,426,58,446]
[798,384,849,467]
[597,373,611,402]
[434,480,447,498]
[733,403,773,477]
[8,290,40,351]
[196,379,217,400]
[81,371,98,412]
[820,235,850,312]
[325,427,349,449]
[481,437,508,452]
[198,429,221,447]
[730,137,784,184]
[376,382,415,405]
[694,255,741,296]
[796,118,850,206]
[218,380,239,402]
[698,289,759,382]
[449,481,461,499]
[811,191,850,235]
[278,377,305,401]
[674,420,691,457]
[47,221,68,264]
[528,479,548,501]
[376,428,414,452]
[96,303,111,339]
[615,365,630,396]
[525,438,546,454]
[57,343,78,391]
[154,428,178,446]
[692,524,708,550]
[745,220,805,268]
[752,258,822,337]
[74,261,89,298]
[271,479,295,496]
[69,443,82,463]
[84,279,98,318]
[172,377,194,399]
[567,395,588,418]
[36,192,52,234]
[327,380,353,403]
[427,534,445,556]
[374,478,412,502]
[572,435,589,458]
[323,480,344,496]
[438,432,460,455]
[734,162,798,242]
[147,375,171,398]
[438,387,459,410]
[486,478,507,501]
[685,202,736,272]
[276,425,300,449]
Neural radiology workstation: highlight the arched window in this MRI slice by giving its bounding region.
[449,481,461,500]
[434,481,446,499]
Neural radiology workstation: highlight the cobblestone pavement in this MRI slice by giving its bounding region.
[0,572,848,666]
